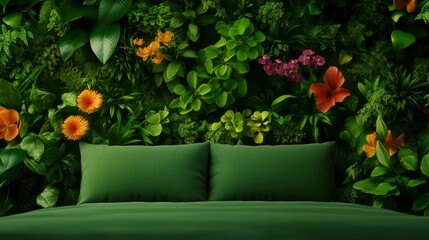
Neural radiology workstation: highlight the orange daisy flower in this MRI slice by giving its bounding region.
[133,38,144,46]
[77,90,103,114]
[0,106,20,141]
[157,31,173,46]
[394,0,418,13]
[151,52,164,64]
[62,115,89,141]
[384,130,405,156]
[309,66,350,113]
[362,132,377,158]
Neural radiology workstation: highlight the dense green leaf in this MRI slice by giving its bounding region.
[21,135,45,162]
[145,113,161,124]
[226,40,237,50]
[147,123,162,136]
[408,179,427,187]
[187,71,198,89]
[237,50,248,61]
[182,49,199,58]
[376,116,388,141]
[2,11,21,28]
[36,186,59,208]
[204,45,219,59]
[371,166,389,177]
[215,91,228,107]
[354,179,397,196]
[271,95,295,108]
[0,149,26,175]
[166,61,181,80]
[391,30,416,49]
[98,0,132,24]
[24,158,46,175]
[58,29,90,61]
[187,23,199,42]
[46,164,62,184]
[197,84,211,95]
[399,149,418,171]
[339,49,352,65]
[231,61,249,74]
[215,37,226,48]
[413,193,429,212]
[237,78,247,97]
[41,147,61,166]
[173,84,186,95]
[90,23,120,64]
[421,154,429,177]
[0,79,22,110]
[58,1,97,22]
[308,2,322,15]
[376,141,391,169]
[344,116,364,139]
[191,99,201,111]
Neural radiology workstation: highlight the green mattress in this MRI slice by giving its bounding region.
[0,201,428,240]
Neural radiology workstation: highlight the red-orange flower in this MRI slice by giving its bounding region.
[157,31,173,46]
[309,66,350,113]
[62,115,89,141]
[0,106,20,141]
[77,90,103,114]
[133,38,144,46]
[151,52,164,64]
[394,0,418,13]
[384,130,405,156]
[362,132,377,158]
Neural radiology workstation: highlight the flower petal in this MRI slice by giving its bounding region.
[0,109,19,124]
[332,87,350,103]
[394,133,405,147]
[362,145,376,158]
[4,124,19,141]
[406,0,417,13]
[366,132,377,147]
[324,66,344,90]
[310,83,335,113]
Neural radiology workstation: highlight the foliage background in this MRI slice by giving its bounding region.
[0,0,428,216]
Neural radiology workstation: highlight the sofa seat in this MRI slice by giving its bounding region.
[1,201,428,240]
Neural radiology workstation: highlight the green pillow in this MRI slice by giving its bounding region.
[208,142,336,201]
[78,142,209,204]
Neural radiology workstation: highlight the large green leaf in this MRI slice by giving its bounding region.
[58,29,90,61]
[98,0,132,24]
[0,79,22,110]
[58,0,98,22]
[24,158,46,175]
[166,61,181,80]
[271,95,295,108]
[2,11,22,28]
[0,149,26,175]
[36,186,59,208]
[391,30,416,49]
[353,179,397,196]
[215,91,228,107]
[376,141,391,168]
[21,135,45,162]
[90,23,120,64]
[398,148,418,171]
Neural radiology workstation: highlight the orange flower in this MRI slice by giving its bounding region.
[62,115,89,141]
[0,106,20,141]
[133,38,144,46]
[362,132,377,158]
[77,90,103,114]
[137,47,152,61]
[384,130,405,156]
[148,41,160,53]
[151,52,164,64]
[309,66,350,113]
[394,0,418,13]
[157,31,173,46]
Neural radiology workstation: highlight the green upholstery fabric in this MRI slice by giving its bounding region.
[1,201,429,240]
[209,142,336,201]
[78,142,209,203]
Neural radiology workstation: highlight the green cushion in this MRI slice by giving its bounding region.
[78,142,209,204]
[208,142,336,201]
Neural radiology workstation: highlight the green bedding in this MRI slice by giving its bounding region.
[0,201,428,240]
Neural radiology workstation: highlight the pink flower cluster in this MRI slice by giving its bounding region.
[258,50,326,82]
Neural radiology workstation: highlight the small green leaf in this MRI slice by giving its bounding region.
[211,122,222,131]
[182,49,199,58]
[417,129,429,156]
[215,37,226,48]
[187,71,198,89]
[24,158,46,175]
[413,192,429,212]
[46,164,62,184]
[339,49,352,65]
[204,45,219,59]
[36,186,59,208]
[391,30,416,49]
[254,132,264,144]
[421,154,429,178]
[147,124,162,136]
[237,78,247,97]
[204,58,213,73]
[173,84,186,95]
[215,91,228,107]
[191,99,201,111]
[226,40,237,50]
[408,179,427,187]
[376,116,388,140]
[376,140,391,168]
[353,179,397,196]
[197,84,211,95]
[271,95,295,108]
[146,113,161,124]
[187,23,199,42]
[308,2,322,15]
[2,11,22,28]
[166,61,181,80]
[41,147,61,166]
[371,166,389,177]
[231,61,249,74]
[237,50,248,61]
[253,31,265,42]
[21,135,45,162]
[392,11,405,22]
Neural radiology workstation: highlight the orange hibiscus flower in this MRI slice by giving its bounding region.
[309,66,350,113]
[77,90,103,114]
[394,0,418,13]
[137,47,152,61]
[157,31,173,46]
[0,106,20,141]
[362,132,377,158]
[133,38,144,46]
[151,52,164,64]
[384,130,405,156]
[62,115,89,141]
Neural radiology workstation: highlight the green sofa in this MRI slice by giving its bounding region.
[0,142,428,240]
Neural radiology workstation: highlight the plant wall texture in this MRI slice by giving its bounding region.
[0,0,429,216]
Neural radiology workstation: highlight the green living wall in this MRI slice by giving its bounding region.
[0,0,429,216]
